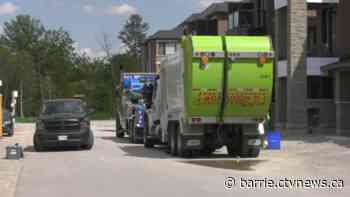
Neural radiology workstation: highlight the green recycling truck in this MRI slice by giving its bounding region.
[143,35,274,158]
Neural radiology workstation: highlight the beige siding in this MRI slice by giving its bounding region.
[217,15,228,35]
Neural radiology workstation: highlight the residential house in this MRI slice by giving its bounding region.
[142,27,183,73]
[182,0,275,37]
[274,0,350,136]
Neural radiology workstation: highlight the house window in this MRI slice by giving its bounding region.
[321,9,336,55]
[307,25,317,55]
[239,11,254,28]
[166,43,177,55]
[158,43,166,56]
[228,2,266,33]
[307,76,334,99]
[229,11,240,29]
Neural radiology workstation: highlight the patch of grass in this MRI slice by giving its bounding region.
[15,113,112,122]
[16,117,35,123]
[90,112,113,120]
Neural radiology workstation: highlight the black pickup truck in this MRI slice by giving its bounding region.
[33,99,94,151]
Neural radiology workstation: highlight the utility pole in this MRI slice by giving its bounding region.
[0,80,3,138]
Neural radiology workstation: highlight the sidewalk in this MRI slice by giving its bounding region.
[0,124,34,197]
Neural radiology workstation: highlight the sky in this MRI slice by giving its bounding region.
[0,0,231,58]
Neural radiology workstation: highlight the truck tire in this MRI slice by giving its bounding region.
[143,117,154,148]
[201,147,215,156]
[116,114,124,138]
[129,119,135,143]
[116,131,124,138]
[249,147,260,158]
[176,130,191,158]
[168,124,177,156]
[226,145,237,157]
[238,137,260,158]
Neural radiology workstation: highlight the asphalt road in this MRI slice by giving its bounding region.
[15,121,349,197]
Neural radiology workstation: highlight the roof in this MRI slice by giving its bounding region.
[145,0,253,42]
[321,60,350,72]
[201,2,230,18]
[183,0,252,23]
[184,13,205,23]
[146,27,183,41]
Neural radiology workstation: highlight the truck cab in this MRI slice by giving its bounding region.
[115,73,157,144]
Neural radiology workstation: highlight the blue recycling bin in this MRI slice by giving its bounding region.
[267,131,281,150]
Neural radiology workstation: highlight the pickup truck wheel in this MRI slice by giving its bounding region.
[33,134,44,152]
[82,131,94,150]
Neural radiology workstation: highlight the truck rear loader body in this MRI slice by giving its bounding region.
[143,36,274,157]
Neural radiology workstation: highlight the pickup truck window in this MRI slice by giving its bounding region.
[42,101,84,114]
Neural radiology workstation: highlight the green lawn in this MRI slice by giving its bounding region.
[90,112,113,120]
[16,117,35,123]
[15,112,112,123]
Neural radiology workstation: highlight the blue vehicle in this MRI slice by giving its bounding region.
[129,104,146,143]
[2,110,14,137]
[116,73,157,144]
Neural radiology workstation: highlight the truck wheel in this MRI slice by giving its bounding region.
[129,120,135,143]
[116,131,124,138]
[237,137,260,158]
[249,147,260,158]
[169,125,177,156]
[176,131,191,158]
[135,128,144,144]
[226,145,237,157]
[116,113,124,138]
[201,147,215,156]
[143,119,154,148]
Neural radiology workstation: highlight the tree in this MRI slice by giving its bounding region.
[96,32,113,59]
[1,15,45,52]
[1,15,76,115]
[118,14,149,59]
